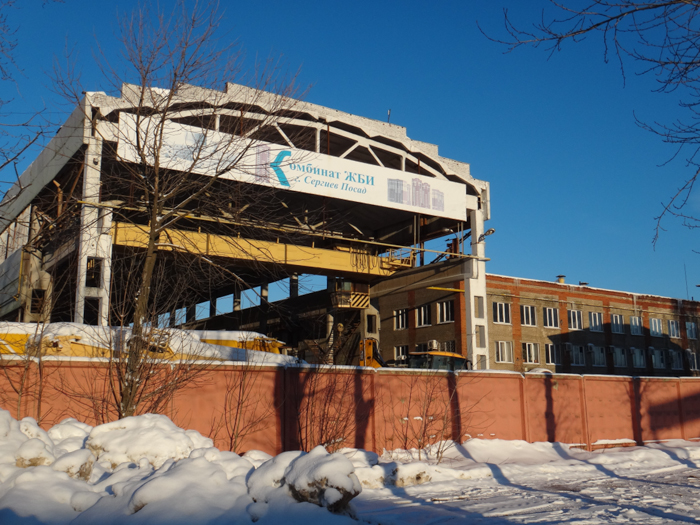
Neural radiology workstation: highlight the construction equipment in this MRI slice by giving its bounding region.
[359,338,469,371]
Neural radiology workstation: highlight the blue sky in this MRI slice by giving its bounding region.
[4,0,699,302]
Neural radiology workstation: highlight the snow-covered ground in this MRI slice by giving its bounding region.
[1,410,700,524]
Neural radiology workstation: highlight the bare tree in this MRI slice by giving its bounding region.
[46,0,311,418]
[485,1,700,240]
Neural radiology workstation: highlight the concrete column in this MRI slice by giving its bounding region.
[464,207,489,370]
[74,134,112,326]
[290,274,299,298]
[233,288,241,311]
[259,283,269,333]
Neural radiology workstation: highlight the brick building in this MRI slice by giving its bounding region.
[372,262,700,376]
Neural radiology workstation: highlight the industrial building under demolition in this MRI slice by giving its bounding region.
[0,82,491,366]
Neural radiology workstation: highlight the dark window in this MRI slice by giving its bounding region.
[367,314,377,334]
[84,297,100,325]
[85,258,102,288]
[30,289,45,314]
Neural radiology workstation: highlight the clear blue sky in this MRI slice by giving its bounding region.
[4,0,699,301]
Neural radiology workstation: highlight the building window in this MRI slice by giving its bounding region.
[611,314,624,334]
[543,307,559,328]
[570,345,585,366]
[394,309,408,330]
[631,316,643,336]
[366,314,377,334]
[474,296,484,319]
[670,349,683,370]
[650,318,663,337]
[493,302,511,324]
[520,305,536,327]
[613,347,627,368]
[415,342,428,353]
[687,350,698,371]
[443,340,456,353]
[85,257,103,288]
[522,342,539,364]
[668,320,680,339]
[651,348,666,369]
[495,341,513,363]
[545,344,561,365]
[632,347,645,368]
[687,322,698,340]
[589,312,603,332]
[437,300,454,323]
[83,297,100,326]
[394,345,408,361]
[30,289,46,314]
[591,345,606,367]
[475,325,486,348]
[568,309,583,330]
[416,304,431,327]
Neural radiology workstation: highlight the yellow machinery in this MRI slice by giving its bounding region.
[358,338,469,371]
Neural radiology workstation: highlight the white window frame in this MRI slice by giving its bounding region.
[611,314,624,334]
[687,321,698,340]
[543,307,559,328]
[632,347,645,368]
[520,305,536,327]
[651,347,666,369]
[612,346,627,368]
[568,309,583,330]
[416,304,431,327]
[687,349,698,371]
[545,343,561,365]
[394,345,409,361]
[589,312,603,333]
[591,345,606,367]
[394,309,408,330]
[495,341,513,363]
[437,300,454,324]
[650,318,663,337]
[493,302,511,324]
[670,349,683,370]
[522,342,539,364]
[630,316,643,336]
[668,320,681,339]
[570,345,585,366]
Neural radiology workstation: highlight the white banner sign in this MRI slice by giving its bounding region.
[117,114,468,221]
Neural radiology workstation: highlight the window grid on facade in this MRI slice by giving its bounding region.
[543,307,559,328]
[651,348,666,369]
[668,320,681,339]
[437,300,455,323]
[632,347,645,368]
[520,305,536,326]
[394,345,408,361]
[443,340,456,353]
[650,318,663,337]
[670,349,683,370]
[493,302,511,324]
[589,312,603,332]
[688,350,698,371]
[630,316,643,336]
[495,341,513,363]
[545,344,561,365]
[570,345,585,366]
[416,304,431,327]
[394,309,408,330]
[568,309,583,330]
[613,347,627,368]
[687,322,698,340]
[415,342,428,353]
[611,314,624,334]
[591,345,606,367]
[522,342,539,364]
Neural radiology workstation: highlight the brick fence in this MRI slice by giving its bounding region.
[1,360,698,455]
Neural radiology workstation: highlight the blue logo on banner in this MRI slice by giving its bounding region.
[271,151,291,187]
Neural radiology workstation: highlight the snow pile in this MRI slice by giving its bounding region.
[0,410,359,524]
